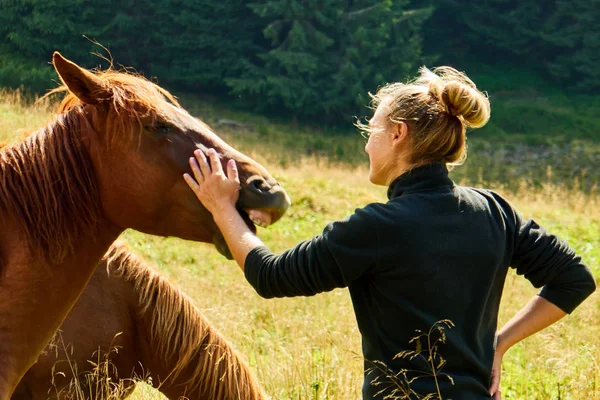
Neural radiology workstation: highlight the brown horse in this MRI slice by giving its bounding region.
[0,53,290,398]
[14,242,266,399]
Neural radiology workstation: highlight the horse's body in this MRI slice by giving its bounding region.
[0,53,289,398]
[14,243,266,399]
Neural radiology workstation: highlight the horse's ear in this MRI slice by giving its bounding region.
[52,52,112,105]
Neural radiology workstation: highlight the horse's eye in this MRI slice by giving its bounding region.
[149,122,173,133]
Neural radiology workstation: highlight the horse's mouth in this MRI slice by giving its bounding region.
[244,208,277,228]
[239,207,284,232]
[238,208,258,234]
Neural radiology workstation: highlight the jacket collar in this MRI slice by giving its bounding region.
[387,163,454,200]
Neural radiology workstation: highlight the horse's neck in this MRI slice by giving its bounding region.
[101,248,267,399]
[0,215,121,398]
[0,109,123,397]
[146,334,267,400]
[0,109,104,266]
[120,269,265,400]
[0,110,119,354]
[0,214,120,320]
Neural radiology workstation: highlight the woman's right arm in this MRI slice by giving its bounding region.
[489,212,596,398]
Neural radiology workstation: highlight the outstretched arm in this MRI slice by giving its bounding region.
[184,149,378,299]
[489,296,566,399]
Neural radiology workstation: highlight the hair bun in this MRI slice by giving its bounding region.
[441,80,490,128]
[420,66,490,129]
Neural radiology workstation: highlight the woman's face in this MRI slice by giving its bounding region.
[365,102,396,186]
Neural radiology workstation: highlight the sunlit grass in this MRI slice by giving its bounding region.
[0,88,54,145]
[2,89,599,399]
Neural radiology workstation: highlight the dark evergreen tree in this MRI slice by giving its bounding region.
[418,0,600,91]
[542,0,600,90]
[0,0,264,92]
[148,0,265,91]
[0,0,101,90]
[227,0,431,121]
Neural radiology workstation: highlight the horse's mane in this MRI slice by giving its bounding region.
[0,66,180,265]
[0,109,102,264]
[103,242,266,400]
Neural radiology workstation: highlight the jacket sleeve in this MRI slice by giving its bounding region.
[511,216,596,313]
[244,206,380,298]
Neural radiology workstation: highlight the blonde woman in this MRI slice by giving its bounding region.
[184,67,595,399]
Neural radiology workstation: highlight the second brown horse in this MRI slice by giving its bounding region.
[14,242,266,400]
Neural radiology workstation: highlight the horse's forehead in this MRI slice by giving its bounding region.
[167,104,213,138]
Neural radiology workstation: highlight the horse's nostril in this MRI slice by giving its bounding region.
[248,177,271,193]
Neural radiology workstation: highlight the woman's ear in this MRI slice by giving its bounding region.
[391,121,408,147]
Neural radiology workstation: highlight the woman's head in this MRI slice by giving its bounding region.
[360,66,490,185]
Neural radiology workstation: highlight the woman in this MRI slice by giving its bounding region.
[183,67,596,399]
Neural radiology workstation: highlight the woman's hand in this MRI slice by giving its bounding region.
[183,148,240,216]
[489,347,503,399]
[184,148,265,268]
[489,296,567,399]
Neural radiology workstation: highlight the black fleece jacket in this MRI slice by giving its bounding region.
[244,162,596,399]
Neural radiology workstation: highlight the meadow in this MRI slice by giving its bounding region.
[1,89,599,399]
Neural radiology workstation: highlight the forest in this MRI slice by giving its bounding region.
[1,0,599,124]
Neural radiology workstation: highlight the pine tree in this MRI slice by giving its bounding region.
[418,0,600,91]
[0,0,264,92]
[542,0,600,90]
[147,0,264,91]
[227,0,431,121]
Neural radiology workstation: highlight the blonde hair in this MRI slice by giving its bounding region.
[358,66,490,168]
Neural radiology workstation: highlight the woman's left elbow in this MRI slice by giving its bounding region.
[584,274,597,297]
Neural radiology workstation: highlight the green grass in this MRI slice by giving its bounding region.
[2,89,600,399]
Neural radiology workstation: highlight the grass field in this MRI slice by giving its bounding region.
[2,89,600,399]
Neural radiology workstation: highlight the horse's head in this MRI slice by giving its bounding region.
[51,52,290,258]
